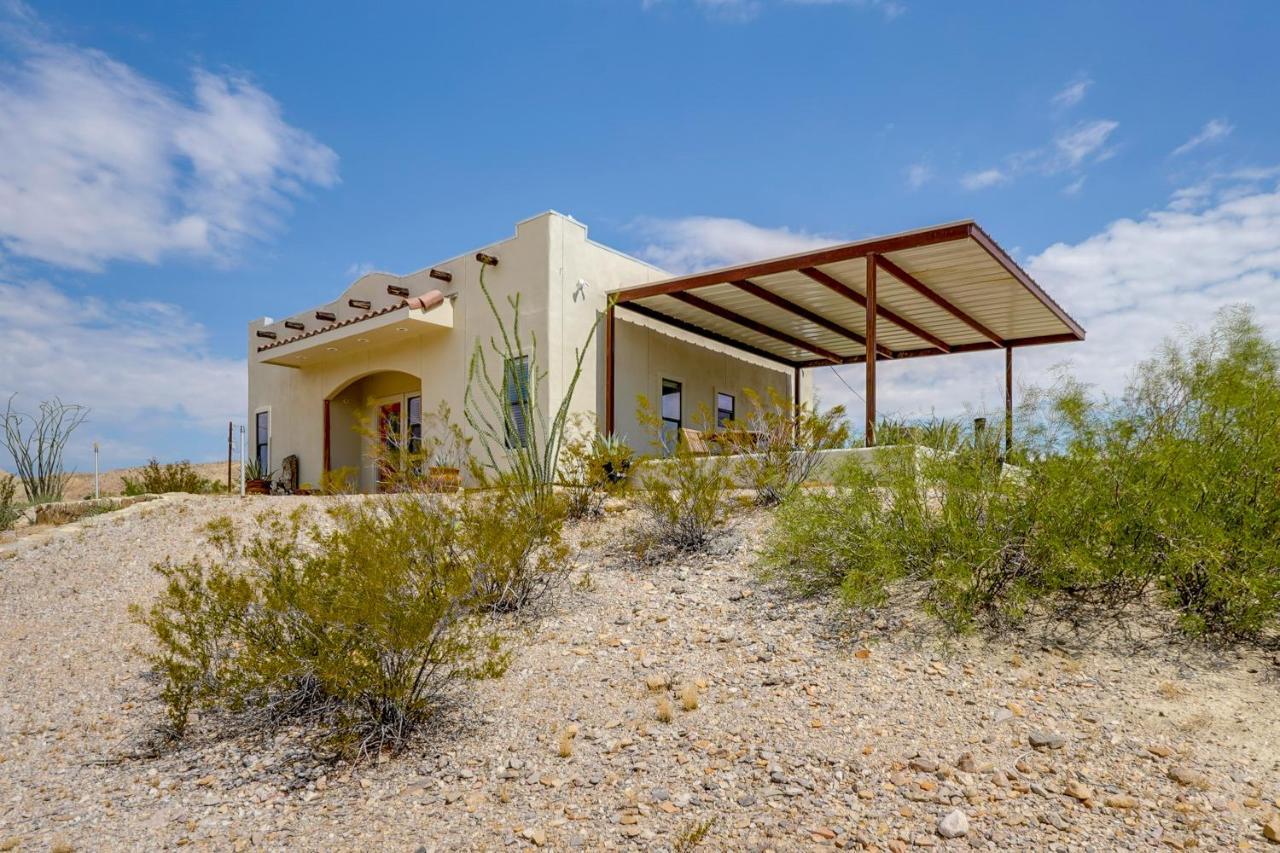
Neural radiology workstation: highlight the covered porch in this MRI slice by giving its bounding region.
[604,220,1085,452]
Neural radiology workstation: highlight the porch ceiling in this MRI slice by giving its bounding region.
[257,297,453,367]
[609,221,1084,368]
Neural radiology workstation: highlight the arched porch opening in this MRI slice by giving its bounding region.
[325,369,422,493]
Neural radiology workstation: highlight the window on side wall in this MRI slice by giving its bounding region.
[716,392,735,428]
[660,378,682,452]
[407,395,422,471]
[504,356,531,448]
[255,410,270,474]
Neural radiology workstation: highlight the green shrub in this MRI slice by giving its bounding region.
[122,458,216,495]
[464,476,570,612]
[135,497,509,756]
[725,387,849,506]
[559,414,633,520]
[0,473,20,531]
[874,414,964,452]
[763,306,1280,639]
[632,398,730,555]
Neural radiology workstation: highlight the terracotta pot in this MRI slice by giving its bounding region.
[426,466,461,494]
[245,479,271,495]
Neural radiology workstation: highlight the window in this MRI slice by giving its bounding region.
[407,395,422,455]
[504,356,531,448]
[254,410,270,474]
[716,392,735,427]
[660,379,682,452]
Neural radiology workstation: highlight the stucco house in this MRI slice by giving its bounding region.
[248,211,1083,493]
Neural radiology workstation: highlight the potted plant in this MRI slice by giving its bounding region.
[244,458,274,495]
[426,452,463,493]
[595,433,634,485]
[421,401,471,494]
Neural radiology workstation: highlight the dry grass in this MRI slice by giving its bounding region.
[656,695,674,724]
[673,817,715,852]
[679,682,699,712]
[557,725,578,758]
[1158,680,1190,700]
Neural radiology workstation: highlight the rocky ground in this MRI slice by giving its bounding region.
[1,495,1278,851]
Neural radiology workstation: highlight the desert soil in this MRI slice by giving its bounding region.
[1,495,1278,851]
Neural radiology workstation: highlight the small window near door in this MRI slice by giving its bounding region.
[407,395,422,455]
[254,410,269,474]
[504,356,531,448]
[660,379,682,452]
[716,392,735,427]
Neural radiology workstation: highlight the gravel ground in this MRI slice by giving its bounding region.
[1,495,1278,851]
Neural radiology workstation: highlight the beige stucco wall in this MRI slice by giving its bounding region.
[248,211,813,492]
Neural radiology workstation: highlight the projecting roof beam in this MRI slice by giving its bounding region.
[727,279,893,359]
[669,292,843,364]
[874,254,1001,345]
[797,266,952,353]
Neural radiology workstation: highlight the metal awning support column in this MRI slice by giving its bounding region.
[792,365,801,437]
[865,254,877,447]
[1004,345,1013,459]
[605,301,616,435]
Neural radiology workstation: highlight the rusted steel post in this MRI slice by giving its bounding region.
[864,254,877,447]
[605,301,616,435]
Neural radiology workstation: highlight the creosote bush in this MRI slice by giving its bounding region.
[559,413,633,520]
[725,387,849,506]
[463,474,570,612]
[0,473,19,531]
[123,458,218,495]
[135,497,509,757]
[631,397,730,557]
[764,306,1280,639]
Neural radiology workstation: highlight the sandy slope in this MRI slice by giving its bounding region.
[0,496,1277,851]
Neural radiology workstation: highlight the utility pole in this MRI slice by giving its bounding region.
[238,425,246,496]
[227,421,233,492]
[93,442,100,500]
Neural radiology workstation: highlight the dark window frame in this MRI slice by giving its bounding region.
[254,410,270,474]
[504,356,532,449]
[660,378,682,452]
[716,391,735,427]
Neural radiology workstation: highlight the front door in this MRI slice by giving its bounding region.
[375,397,403,492]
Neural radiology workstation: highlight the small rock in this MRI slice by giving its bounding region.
[522,827,547,847]
[1105,794,1139,809]
[1261,811,1280,843]
[937,809,969,839]
[910,757,940,773]
[1167,765,1205,787]
[1064,780,1092,801]
[1029,731,1066,750]
[737,794,756,807]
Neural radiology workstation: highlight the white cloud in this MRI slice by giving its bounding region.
[960,168,1007,190]
[1171,118,1234,157]
[905,162,932,190]
[0,276,245,468]
[1051,77,1091,109]
[961,119,1118,190]
[815,171,1280,423]
[1051,119,1119,170]
[631,215,838,273]
[1062,175,1086,196]
[0,19,337,271]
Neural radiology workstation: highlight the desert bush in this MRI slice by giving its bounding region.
[763,306,1280,639]
[122,458,216,495]
[631,398,730,555]
[135,496,509,756]
[464,475,570,612]
[2,395,89,504]
[0,473,19,531]
[559,414,633,519]
[725,387,849,506]
[874,414,965,453]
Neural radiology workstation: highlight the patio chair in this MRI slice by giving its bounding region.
[680,427,711,455]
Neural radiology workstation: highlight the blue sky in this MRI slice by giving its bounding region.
[3,0,1279,468]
